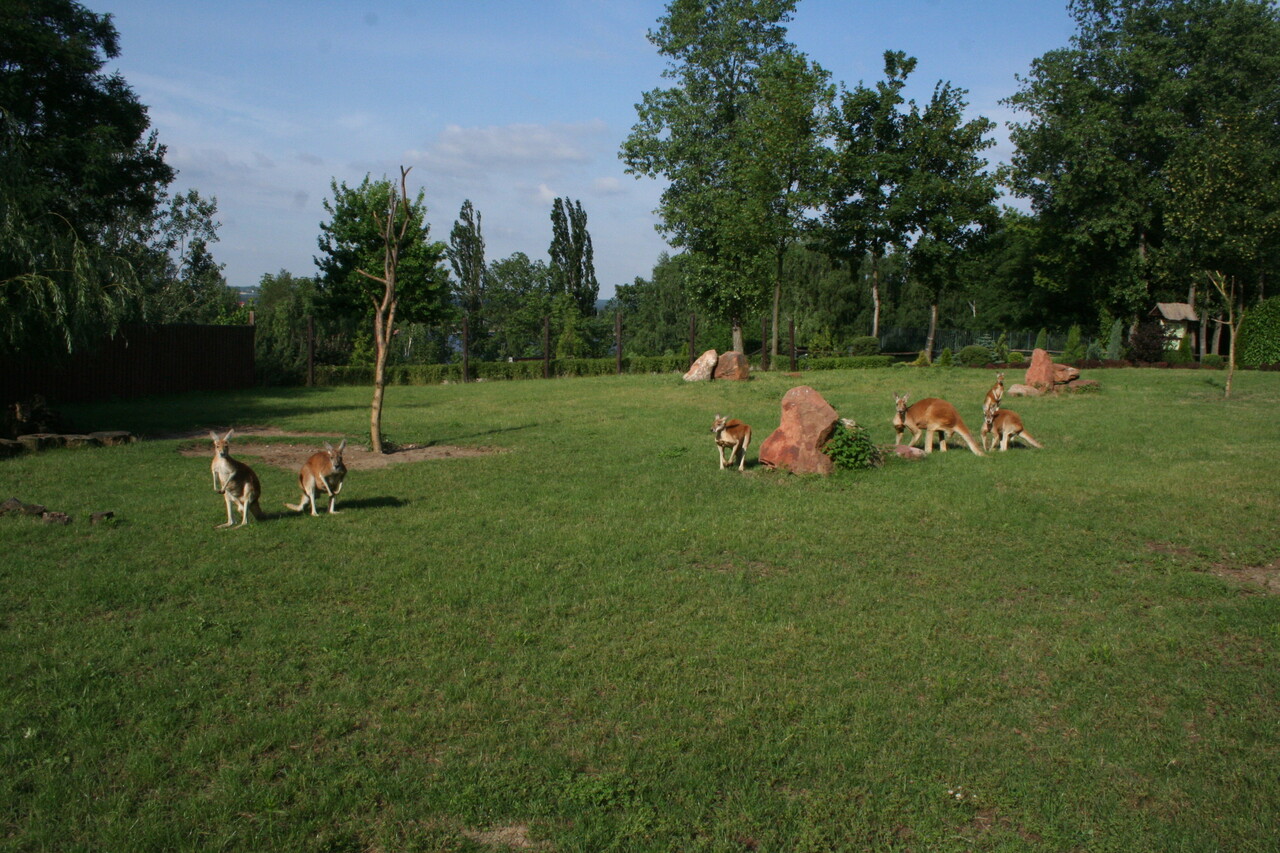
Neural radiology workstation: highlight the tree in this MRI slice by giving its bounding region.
[734,50,832,359]
[900,80,998,358]
[485,252,553,359]
[548,198,599,317]
[315,169,448,452]
[621,0,799,353]
[448,199,487,357]
[820,51,917,339]
[253,269,318,385]
[131,189,240,324]
[1,0,174,357]
[1006,0,1280,324]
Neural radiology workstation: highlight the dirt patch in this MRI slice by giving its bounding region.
[461,824,546,850]
[171,427,505,471]
[1208,560,1280,595]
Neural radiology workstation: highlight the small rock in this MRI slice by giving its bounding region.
[1067,378,1101,393]
[42,511,72,525]
[89,431,136,446]
[0,439,25,459]
[90,511,115,525]
[889,445,926,460]
[1006,383,1042,397]
[1052,364,1081,384]
[20,502,47,516]
[683,349,718,382]
[0,497,23,515]
[60,434,102,449]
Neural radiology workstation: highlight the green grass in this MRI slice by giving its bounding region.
[3,368,1278,851]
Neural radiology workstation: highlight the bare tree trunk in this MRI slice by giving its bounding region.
[870,254,881,339]
[925,303,939,361]
[771,240,785,360]
[731,317,744,354]
[361,166,412,455]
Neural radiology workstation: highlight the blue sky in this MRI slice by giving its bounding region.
[99,0,1078,298]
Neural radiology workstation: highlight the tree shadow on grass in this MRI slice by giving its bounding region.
[425,423,538,445]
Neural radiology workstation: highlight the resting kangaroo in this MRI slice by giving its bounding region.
[209,430,265,528]
[981,407,1043,452]
[285,439,347,515]
[893,394,985,456]
[712,414,752,471]
[983,372,1005,416]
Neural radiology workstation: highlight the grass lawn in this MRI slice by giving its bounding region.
[3,367,1278,851]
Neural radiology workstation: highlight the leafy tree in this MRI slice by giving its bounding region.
[732,49,832,359]
[1006,0,1280,324]
[1,0,174,357]
[900,80,998,358]
[485,252,552,360]
[132,189,239,324]
[448,199,487,356]
[621,0,799,353]
[253,269,317,385]
[1106,317,1125,359]
[548,197,599,318]
[820,51,917,338]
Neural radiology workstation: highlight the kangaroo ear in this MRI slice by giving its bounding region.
[337,438,346,451]
[223,429,234,441]
[209,430,219,441]
[324,442,333,452]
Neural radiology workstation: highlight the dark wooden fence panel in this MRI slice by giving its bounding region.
[4,324,255,405]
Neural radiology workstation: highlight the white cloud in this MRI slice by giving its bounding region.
[592,176,624,195]
[406,120,609,177]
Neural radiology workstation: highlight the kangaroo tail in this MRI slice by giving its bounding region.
[284,500,304,512]
[958,427,986,457]
[1020,430,1043,449]
[249,499,267,520]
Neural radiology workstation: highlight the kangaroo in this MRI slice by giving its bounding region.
[209,429,265,528]
[285,439,347,515]
[893,394,985,456]
[981,407,1043,452]
[711,414,752,471]
[983,372,1006,416]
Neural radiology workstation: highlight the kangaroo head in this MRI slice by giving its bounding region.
[210,429,234,457]
[325,439,347,470]
[712,414,727,435]
[894,393,909,416]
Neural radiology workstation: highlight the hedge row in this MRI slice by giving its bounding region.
[313,354,895,386]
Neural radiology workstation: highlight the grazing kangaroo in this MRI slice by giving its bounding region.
[285,439,347,515]
[209,430,265,528]
[893,394,985,456]
[712,414,752,471]
[981,407,1043,452]
[983,372,1006,416]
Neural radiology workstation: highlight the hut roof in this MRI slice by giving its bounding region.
[1152,302,1198,322]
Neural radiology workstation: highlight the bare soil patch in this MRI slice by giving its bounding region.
[170,426,505,471]
[1208,560,1280,595]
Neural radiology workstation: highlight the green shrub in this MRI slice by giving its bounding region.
[1165,334,1194,365]
[803,356,894,371]
[957,344,994,367]
[936,347,953,367]
[1237,295,1280,366]
[1086,338,1105,361]
[1008,351,1026,364]
[1106,318,1126,360]
[849,336,881,356]
[1062,324,1085,363]
[910,350,932,366]
[1201,353,1224,368]
[1129,321,1171,362]
[994,333,1010,364]
[1034,328,1048,351]
[823,420,883,471]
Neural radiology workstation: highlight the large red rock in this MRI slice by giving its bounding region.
[683,349,718,382]
[758,386,838,475]
[1024,348,1056,392]
[713,351,751,381]
[1052,363,1080,384]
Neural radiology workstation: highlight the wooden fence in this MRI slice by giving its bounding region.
[4,324,255,405]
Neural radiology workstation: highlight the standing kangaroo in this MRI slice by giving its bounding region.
[893,394,985,456]
[983,372,1005,416]
[209,430,265,528]
[981,407,1043,452]
[711,414,752,471]
[285,439,347,515]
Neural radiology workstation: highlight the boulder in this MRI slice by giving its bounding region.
[758,386,839,475]
[1067,378,1102,393]
[1006,383,1042,398]
[713,351,751,381]
[1024,348,1056,392]
[16,433,65,452]
[90,511,115,525]
[1052,363,1080,384]
[0,497,23,516]
[683,349,718,382]
[60,434,101,449]
[0,439,25,459]
[42,511,72,525]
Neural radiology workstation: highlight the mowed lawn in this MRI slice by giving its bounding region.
[3,367,1278,852]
